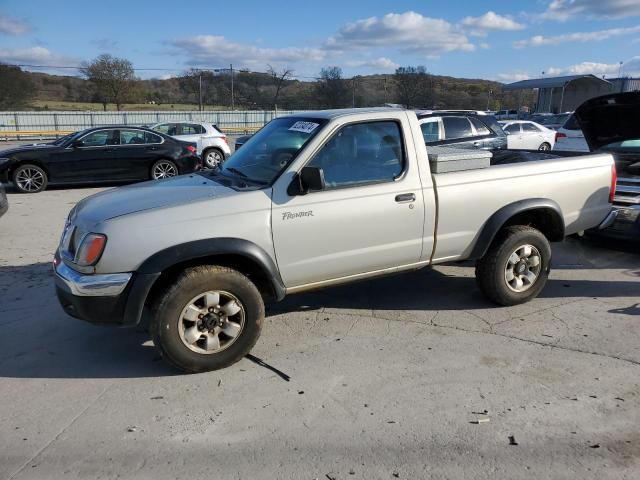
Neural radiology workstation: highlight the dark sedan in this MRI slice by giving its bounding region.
[0,126,201,193]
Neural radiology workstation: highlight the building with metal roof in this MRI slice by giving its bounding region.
[503,74,614,113]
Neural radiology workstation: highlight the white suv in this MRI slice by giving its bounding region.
[151,122,231,168]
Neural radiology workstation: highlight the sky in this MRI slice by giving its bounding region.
[0,0,639,82]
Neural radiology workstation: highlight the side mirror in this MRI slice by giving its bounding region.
[287,166,326,196]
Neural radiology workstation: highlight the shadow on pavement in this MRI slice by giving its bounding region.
[1,241,638,380]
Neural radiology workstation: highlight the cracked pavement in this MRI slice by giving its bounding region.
[1,186,639,479]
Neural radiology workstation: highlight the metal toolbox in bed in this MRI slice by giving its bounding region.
[427,146,492,173]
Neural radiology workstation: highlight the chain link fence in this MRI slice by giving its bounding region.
[0,110,303,140]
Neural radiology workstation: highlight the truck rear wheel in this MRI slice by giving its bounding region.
[150,265,264,373]
[475,226,551,306]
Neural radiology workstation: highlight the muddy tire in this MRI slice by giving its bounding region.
[150,265,264,373]
[475,226,551,306]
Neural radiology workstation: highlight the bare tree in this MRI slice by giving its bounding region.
[267,65,294,111]
[394,66,431,109]
[315,66,350,108]
[81,54,138,111]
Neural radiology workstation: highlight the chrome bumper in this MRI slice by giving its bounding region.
[54,260,132,297]
[598,209,619,230]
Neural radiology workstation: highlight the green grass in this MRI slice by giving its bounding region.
[29,100,233,111]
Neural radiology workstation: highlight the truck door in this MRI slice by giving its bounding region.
[271,119,425,288]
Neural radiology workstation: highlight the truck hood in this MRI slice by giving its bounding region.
[575,91,640,151]
[72,173,248,226]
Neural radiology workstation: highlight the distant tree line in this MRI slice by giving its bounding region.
[0,55,534,111]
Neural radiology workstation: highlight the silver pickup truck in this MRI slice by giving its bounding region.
[54,108,616,372]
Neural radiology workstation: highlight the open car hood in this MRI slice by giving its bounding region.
[575,91,640,151]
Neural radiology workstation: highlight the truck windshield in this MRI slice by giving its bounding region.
[220,117,326,185]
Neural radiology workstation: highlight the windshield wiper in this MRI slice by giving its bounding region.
[225,167,249,178]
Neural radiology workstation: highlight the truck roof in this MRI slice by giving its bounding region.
[286,107,405,120]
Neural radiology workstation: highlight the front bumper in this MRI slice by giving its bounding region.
[54,257,159,325]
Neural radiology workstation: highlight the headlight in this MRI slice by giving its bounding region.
[74,233,107,266]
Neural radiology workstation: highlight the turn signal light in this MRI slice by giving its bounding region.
[75,233,107,266]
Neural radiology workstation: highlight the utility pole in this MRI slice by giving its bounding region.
[230,64,234,110]
[486,89,492,111]
[383,77,388,104]
[198,72,202,112]
[618,61,624,78]
[352,77,357,108]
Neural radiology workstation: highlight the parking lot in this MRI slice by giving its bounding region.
[0,183,639,479]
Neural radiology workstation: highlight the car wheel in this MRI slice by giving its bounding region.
[475,225,551,306]
[13,164,48,193]
[538,142,551,151]
[151,159,178,180]
[150,265,264,373]
[203,148,224,169]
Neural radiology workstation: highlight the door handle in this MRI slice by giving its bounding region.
[395,193,416,203]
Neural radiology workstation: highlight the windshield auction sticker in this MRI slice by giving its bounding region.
[288,121,320,134]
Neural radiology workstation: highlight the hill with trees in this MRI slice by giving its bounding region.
[0,57,533,112]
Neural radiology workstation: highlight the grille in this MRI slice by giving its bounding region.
[614,176,640,206]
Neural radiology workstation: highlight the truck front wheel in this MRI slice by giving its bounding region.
[475,226,551,306]
[150,265,264,373]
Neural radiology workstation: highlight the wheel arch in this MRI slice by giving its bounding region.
[125,238,286,326]
[9,159,51,180]
[469,198,565,260]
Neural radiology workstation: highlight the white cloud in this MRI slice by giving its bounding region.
[546,57,640,76]
[460,11,525,36]
[345,57,399,70]
[169,35,327,69]
[0,46,80,74]
[0,13,28,35]
[542,0,640,21]
[479,42,491,49]
[496,72,531,82]
[514,25,640,48]
[326,11,475,57]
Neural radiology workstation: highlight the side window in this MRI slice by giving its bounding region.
[307,121,404,189]
[442,116,474,140]
[522,123,541,133]
[80,130,110,147]
[420,118,441,143]
[154,124,171,134]
[120,129,146,145]
[469,117,491,136]
[503,124,520,134]
[180,124,204,135]
[144,131,163,144]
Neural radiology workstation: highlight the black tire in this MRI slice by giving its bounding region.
[12,164,48,193]
[150,265,264,373]
[203,148,225,169]
[475,226,551,306]
[150,159,178,180]
[538,142,551,151]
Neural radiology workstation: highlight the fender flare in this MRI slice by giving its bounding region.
[136,237,286,299]
[468,198,565,260]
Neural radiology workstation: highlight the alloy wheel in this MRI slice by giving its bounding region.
[152,161,178,179]
[504,244,542,292]
[177,290,245,354]
[16,168,45,192]
[205,150,223,168]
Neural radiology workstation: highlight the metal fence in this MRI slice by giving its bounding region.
[0,110,303,139]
